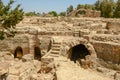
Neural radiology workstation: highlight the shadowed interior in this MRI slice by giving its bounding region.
[14,46,23,59]
[68,44,90,63]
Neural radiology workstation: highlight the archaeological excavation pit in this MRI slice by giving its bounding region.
[68,44,90,63]
[14,46,23,59]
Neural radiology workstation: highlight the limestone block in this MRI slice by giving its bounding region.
[41,57,54,65]
[19,69,31,80]
[114,72,120,80]
[33,60,41,72]
[106,22,120,32]
[9,67,20,76]
[0,73,8,80]
[22,54,34,62]
[0,62,9,75]
[79,29,90,37]
[7,75,19,80]
[30,74,38,80]
[92,42,120,64]
[81,59,89,69]
[4,54,14,61]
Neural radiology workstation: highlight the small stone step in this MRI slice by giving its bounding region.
[74,34,80,37]
[74,31,79,33]
[52,48,60,51]
[53,42,61,45]
[52,44,61,48]
[51,51,59,54]
[49,54,59,57]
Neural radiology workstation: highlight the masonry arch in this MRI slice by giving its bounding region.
[68,44,91,63]
[14,46,23,59]
[66,38,97,64]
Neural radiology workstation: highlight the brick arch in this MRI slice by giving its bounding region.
[68,44,90,63]
[67,41,97,64]
[14,46,23,59]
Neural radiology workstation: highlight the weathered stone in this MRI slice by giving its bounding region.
[92,42,120,64]
[22,54,34,62]
[106,22,120,32]
[7,75,19,80]
[114,72,120,80]
[9,66,20,76]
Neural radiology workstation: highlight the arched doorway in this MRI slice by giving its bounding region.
[68,44,90,63]
[34,46,41,60]
[14,46,23,59]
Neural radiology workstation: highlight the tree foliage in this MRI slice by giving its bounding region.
[114,0,120,17]
[48,11,58,17]
[94,0,101,11]
[0,0,24,40]
[25,11,37,16]
[67,5,74,14]
[59,12,66,16]
[77,4,84,10]
[94,0,115,18]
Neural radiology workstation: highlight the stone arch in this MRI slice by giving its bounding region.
[68,44,90,63]
[14,46,23,59]
[67,41,97,64]
[34,45,41,60]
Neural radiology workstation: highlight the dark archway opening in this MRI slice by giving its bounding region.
[68,44,90,63]
[34,46,41,61]
[14,46,23,59]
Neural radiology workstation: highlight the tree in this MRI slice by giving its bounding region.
[107,0,115,18]
[59,12,66,16]
[96,0,115,18]
[67,5,74,14]
[77,4,84,10]
[0,0,24,40]
[84,4,93,9]
[48,11,58,17]
[25,11,37,16]
[94,0,101,10]
[114,0,120,17]
[100,0,108,17]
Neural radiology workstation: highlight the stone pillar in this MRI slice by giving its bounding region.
[29,29,38,55]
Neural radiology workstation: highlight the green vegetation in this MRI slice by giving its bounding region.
[59,12,66,16]
[0,0,24,40]
[48,11,58,17]
[25,11,37,16]
[67,5,74,15]
[114,0,120,17]
[96,0,115,18]
[94,0,119,18]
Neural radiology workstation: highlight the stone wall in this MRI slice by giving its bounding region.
[92,41,120,64]
[0,35,29,55]
[0,28,41,57]
[106,22,120,33]
[38,36,52,52]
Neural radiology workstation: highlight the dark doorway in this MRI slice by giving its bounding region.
[68,44,90,63]
[34,46,41,60]
[14,46,23,59]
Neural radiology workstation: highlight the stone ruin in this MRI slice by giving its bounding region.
[67,9,101,17]
[0,17,120,80]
